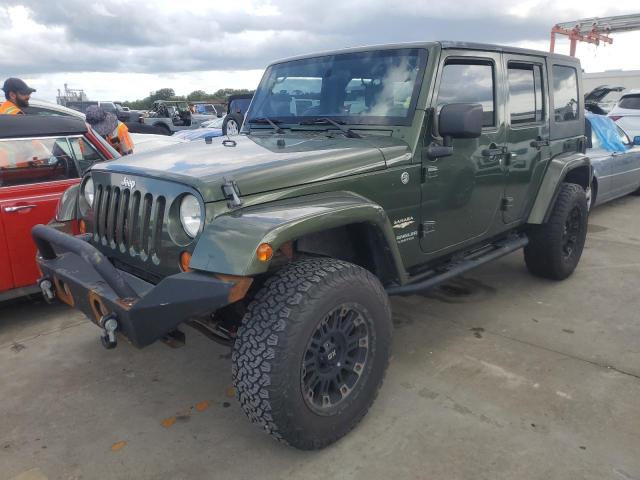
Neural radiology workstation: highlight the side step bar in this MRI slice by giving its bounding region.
[386,235,528,296]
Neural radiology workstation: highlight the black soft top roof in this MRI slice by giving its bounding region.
[0,114,88,139]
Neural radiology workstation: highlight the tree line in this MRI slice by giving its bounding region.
[121,88,254,110]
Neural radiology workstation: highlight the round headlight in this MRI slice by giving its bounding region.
[83,177,95,207]
[180,194,202,238]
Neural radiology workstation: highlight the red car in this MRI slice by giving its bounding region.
[0,115,118,301]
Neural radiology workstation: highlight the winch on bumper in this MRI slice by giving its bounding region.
[31,224,237,349]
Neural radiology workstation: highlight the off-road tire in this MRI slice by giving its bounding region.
[524,182,588,280]
[232,258,392,450]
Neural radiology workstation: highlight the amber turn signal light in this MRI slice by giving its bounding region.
[256,243,273,262]
[180,251,192,272]
[78,219,87,234]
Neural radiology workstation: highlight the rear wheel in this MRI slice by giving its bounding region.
[524,183,588,280]
[232,258,392,450]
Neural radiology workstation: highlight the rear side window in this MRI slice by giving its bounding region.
[0,137,79,187]
[508,63,544,124]
[437,61,495,127]
[552,65,579,122]
[618,95,640,110]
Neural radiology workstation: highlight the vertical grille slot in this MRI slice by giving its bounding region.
[128,190,141,252]
[93,184,104,237]
[106,187,120,246]
[140,193,153,254]
[98,186,111,242]
[116,189,130,248]
[150,196,165,257]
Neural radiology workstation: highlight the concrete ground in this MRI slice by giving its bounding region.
[1,196,640,480]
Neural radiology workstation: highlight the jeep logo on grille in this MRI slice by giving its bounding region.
[121,177,136,189]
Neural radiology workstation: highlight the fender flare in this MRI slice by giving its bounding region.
[189,191,405,280]
[527,152,592,224]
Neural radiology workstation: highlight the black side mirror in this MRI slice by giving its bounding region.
[439,103,483,142]
[428,103,483,159]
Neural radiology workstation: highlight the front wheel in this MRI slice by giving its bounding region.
[232,258,392,450]
[524,182,588,280]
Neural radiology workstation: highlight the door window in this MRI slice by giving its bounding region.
[437,60,495,127]
[552,65,579,122]
[508,63,544,124]
[69,136,103,175]
[0,137,79,187]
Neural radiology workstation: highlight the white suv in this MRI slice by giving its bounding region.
[609,90,640,140]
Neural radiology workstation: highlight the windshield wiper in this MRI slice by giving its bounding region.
[247,117,284,134]
[298,117,362,139]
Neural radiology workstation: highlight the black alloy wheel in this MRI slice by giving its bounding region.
[301,304,369,415]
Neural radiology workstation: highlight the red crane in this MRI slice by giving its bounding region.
[550,13,640,56]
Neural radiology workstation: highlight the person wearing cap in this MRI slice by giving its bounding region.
[85,105,134,155]
[0,77,36,115]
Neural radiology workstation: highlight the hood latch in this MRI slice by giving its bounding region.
[221,177,243,208]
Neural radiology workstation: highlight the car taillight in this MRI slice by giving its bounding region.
[610,115,623,122]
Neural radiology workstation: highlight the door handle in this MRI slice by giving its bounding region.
[4,204,37,213]
[530,137,549,149]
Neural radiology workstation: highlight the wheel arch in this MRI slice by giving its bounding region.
[189,191,407,285]
[527,152,592,224]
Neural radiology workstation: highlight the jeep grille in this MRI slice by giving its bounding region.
[92,183,165,263]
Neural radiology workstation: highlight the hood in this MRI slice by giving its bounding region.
[93,133,410,202]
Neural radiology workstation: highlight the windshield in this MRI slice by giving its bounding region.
[246,48,427,127]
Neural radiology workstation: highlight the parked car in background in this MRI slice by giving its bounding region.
[24,99,86,118]
[192,102,221,117]
[221,94,253,135]
[0,115,118,301]
[586,112,640,209]
[60,100,140,123]
[142,100,209,134]
[609,90,640,139]
[584,85,625,115]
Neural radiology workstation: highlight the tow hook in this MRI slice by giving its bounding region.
[99,313,119,349]
[38,277,55,303]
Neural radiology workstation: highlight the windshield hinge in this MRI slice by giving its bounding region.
[221,177,243,208]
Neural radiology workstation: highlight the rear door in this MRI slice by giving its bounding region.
[502,53,550,224]
[0,135,105,291]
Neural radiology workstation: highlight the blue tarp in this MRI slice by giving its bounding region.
[586,113,626,152]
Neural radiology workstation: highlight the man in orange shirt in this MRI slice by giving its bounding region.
[85,105,134,155]
[0,78,36,115]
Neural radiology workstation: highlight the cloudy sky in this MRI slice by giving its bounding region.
[1,0,639,102]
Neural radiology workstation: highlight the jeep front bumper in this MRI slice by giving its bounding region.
[31,224,234,348]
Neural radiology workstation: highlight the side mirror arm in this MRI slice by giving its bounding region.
[427,136,454,159]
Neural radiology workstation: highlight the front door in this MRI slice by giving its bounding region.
[503,54,550,224]
[420,51,506,254]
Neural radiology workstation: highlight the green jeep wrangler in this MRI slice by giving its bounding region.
[33,41,591,450]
